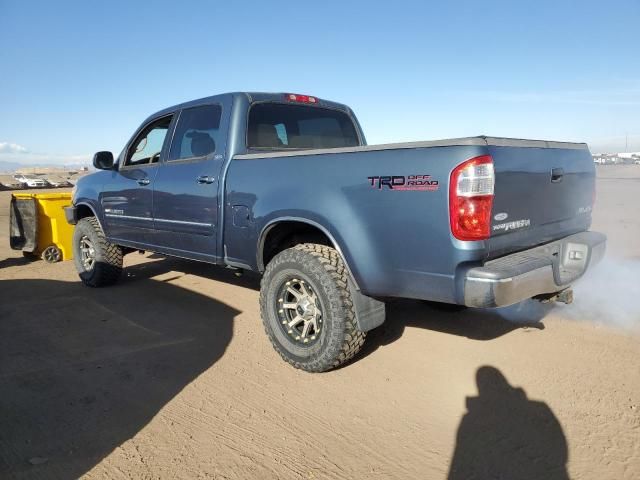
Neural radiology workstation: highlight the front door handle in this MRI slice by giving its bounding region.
[137,178,150,186]
[197,175,215,184]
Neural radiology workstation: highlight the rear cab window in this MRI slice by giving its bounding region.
[247,103,360,150]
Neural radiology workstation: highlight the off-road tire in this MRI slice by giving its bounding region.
[73,217,123,287]
[260,243,366,372]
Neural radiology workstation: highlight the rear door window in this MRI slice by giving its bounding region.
[247,103,359,150]
[169,104,222,161]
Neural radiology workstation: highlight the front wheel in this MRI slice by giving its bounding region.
[260,243,366,372]
[72,217,123,287]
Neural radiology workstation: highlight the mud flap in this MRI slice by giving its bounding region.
[348,277,386,332]
[10,197,38,253]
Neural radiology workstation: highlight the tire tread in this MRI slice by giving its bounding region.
[74,217,123,287]
[259,243,365,372]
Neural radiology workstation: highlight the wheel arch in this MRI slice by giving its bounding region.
[257,217,361,290]
[75,202,105,232]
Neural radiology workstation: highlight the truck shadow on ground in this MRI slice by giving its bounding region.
[360,299,549,361]
[448,366,569,480]
[132,256,551,364]
[0,264,239,480]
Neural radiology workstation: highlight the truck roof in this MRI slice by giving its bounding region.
[146,92,352,124]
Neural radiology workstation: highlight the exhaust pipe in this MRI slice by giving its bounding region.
[556,288,574,305]
[534,288,574,305]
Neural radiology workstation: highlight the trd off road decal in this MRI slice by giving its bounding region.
[367,175,439,191]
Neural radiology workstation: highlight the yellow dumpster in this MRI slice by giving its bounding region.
[9,192,74,263]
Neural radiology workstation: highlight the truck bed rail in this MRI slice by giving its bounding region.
[234,136,588,160]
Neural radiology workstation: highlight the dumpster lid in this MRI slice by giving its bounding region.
[12,192,72,201]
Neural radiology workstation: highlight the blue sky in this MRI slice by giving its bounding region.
[1,0,639,165]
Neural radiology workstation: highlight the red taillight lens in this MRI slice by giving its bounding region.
[285,93,318,104]
[449,155,495,241]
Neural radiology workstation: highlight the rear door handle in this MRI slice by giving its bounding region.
[197,175,215,184]
[137,178,150,186]
[551,168,564,183]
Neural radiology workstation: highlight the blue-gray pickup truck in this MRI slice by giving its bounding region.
[66,92,606,372]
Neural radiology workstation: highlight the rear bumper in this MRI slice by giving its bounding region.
[463,231,606,308]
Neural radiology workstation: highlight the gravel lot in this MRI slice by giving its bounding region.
[1,166,639,479]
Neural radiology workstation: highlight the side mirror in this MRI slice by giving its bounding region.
[93,151,114,170]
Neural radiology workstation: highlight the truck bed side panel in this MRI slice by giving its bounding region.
[224,145,487,302]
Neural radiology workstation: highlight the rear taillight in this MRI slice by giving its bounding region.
[449,155,495,241]
[285,93,318,104]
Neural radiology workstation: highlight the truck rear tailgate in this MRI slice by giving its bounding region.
[485,140,595,259]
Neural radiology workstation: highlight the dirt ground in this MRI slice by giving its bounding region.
[1,166,639,480]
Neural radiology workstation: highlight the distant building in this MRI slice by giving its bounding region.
[592,153,640,165]
[618,152,640,159]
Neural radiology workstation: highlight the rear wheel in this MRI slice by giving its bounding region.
[260,243,365,372]
[72,217,122,287]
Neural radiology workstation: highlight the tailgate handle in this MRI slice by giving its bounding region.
[551,168,564,183]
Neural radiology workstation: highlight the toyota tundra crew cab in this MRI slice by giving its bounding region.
[65,92,606,372]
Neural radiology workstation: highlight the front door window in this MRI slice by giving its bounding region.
[125,116,172,167]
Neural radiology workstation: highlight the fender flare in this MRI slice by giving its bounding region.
[75,201,106,233]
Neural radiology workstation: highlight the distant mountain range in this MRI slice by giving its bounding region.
[0,160,24,172]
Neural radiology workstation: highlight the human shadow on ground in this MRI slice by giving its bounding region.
[448,366,569,480]
[0,261,239,480]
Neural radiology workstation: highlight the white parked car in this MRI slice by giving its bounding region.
[13,174,47,188]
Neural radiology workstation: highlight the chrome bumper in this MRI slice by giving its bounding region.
[463,231,606,308]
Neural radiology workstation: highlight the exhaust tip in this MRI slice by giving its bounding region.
[557,289,574,305]
[534,289,574,305]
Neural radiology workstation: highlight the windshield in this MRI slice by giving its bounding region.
[247,103,359,150]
